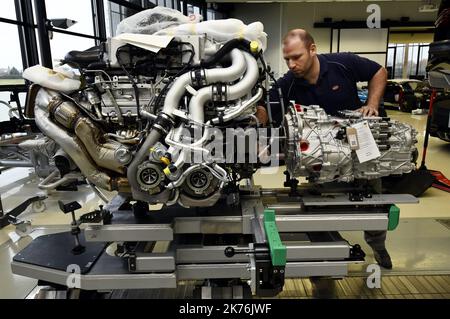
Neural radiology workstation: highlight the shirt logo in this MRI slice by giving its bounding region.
[332,85,340,91]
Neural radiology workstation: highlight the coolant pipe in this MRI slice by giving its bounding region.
[189,51,259,123]
[226,51,260,100]
[210,88,263,124]
[203,49,246,84]
[165,133,210,156]
[162,49,246,117]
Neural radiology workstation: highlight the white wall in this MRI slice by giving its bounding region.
[232,1,438,76]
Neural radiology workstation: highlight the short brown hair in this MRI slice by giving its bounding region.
[283,29,315,49]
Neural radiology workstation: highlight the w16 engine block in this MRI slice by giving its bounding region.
[22,7,419,207]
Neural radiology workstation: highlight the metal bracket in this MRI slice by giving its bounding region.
[224,209,286,297]
[0,195,47,229]
[347,244,366,261]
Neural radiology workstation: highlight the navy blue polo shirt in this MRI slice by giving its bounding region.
[268,53,382,125]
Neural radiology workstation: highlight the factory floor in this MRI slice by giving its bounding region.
[0,110,449,299]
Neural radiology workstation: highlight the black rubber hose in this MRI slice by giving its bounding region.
[86,61,108,70]
[200,38,252,68]
[64,45,103,65]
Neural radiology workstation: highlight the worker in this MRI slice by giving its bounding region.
[255,29,392,269]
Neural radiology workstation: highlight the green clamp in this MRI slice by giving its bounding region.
[263,209,286,266]
[388,204,400,231]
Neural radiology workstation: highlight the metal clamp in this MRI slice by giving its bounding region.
[0,195,47,229]
[212,84,227,102]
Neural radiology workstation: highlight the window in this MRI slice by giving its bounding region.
[407,44,420,78]
[105,1,136,37]
[387,44,405,79]
[417,45,429,77]
[50,33,96,61]
[191,4,200,16]
[207,9,215,21]
[165,0,173,9]
[45,0,95,36]
[0,92,27,122]
[0,1,26,87]
[105,0,151,37]
[0,23,25,86]
[106,1,124,37]
[387,43,430,79]
[0,0,18,20]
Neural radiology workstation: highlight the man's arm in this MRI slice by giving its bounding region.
[357,67,388,116]
[255,73,292,126]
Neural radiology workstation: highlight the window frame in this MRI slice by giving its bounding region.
[1,0,229,91]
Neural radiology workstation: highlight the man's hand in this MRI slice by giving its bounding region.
[363,67,387,117]
[357,105,379,117]
[255,105,269,126]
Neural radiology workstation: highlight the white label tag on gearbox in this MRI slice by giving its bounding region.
[351,121,380,163]
[346,127,359,150]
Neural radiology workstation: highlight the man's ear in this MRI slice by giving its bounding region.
[310,43,317,55]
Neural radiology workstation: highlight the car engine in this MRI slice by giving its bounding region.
[22,14,418,208]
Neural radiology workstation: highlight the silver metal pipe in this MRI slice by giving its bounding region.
[87,180,109,203]
[259,188,290,196]
[162,72,191,116]
[37,170,80,190]
[266,203,302,213]
[188,51,258,124]
[211,88,263,124]
[0,160,33,167]
[165,132,209,155]
[9,150,30,162]
[165,189,179,206]
[163,49,246,117]
[187,86,211,123]
[204,49,246,84]
[227,51,259,100]
[211,164,229,181]
[34,89,114,191]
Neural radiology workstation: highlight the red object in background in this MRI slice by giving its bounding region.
[294,104,302,112]
[430,170,450,193]
[420,90,437,167]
